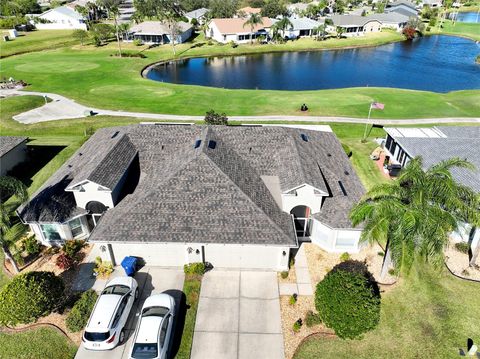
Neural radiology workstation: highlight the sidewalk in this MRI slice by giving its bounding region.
[279,244,314,296]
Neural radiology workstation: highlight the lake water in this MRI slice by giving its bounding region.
[454,11,480,23]
[146,35,480,92]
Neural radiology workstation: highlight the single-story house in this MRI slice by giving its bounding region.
[382,126,480,264]
[18,124,366,271]
[272,17,323,39]
[287,3,310,17]
[28,6,87,30]
[207,17,273,43]
[0,136,28,176]
[237,6,262,17]
[368,12,410,30]
[385,0,418,17]
[329,15,382,36]
[185,7,209,24]
[420,0,442,7]
[123,21,193,44]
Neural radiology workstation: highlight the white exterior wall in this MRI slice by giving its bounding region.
[310,219,361,253]
[72,181,114,209]
[207,22,259,44]
[281,185,324,214]
[0,142,27,176]
[34,12,87,30]
[105,242,289,271]
[450,222,472,243]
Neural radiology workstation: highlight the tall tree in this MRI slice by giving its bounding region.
[0,176,28,274]
[208,0,239,18]
[260,0,287,18]
[274,16,292,39]
[98,0,123,57]
[350,157,479,279]
[243,13,263,44]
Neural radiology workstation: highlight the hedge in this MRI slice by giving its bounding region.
[66,290,98,332]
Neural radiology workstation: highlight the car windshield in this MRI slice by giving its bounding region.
[84,331,110,342]
[102,284,130,296]
[142,306,169,317]
[131,343,158,359]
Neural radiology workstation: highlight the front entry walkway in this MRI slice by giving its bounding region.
[279,244,314,296]
[191,270,285,359]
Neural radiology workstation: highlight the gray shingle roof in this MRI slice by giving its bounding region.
[20,125,365,244]
[0,136,27,158]
[185,8,209,19]
[386,126,480,193]
[368,12,410,23]
[331,15,381,27]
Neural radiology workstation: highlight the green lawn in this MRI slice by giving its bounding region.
[0,30,79,58]
[429,19,480,41]
[0,327,77,359]
[1,32,479,119]
[294,265,480,359]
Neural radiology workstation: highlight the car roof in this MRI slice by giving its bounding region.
[106,276,135,288]
[85,294,122,332]
[143,294,174,310]
[135,316,163,344]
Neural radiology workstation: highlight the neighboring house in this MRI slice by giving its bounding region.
[420,0,442,7]
[385,0,418,17]
[29,6,87,30]
[382,126,480,261]
[18,124,365,271]
[368,12,410,30]
[207,17,273,43]
[272,17,323,39]
[0,136,28,177]
[185,8,209,24]
[124,21,193,44]
[237,6,262,17]
[329,15,382,36]
[287,3,310,17]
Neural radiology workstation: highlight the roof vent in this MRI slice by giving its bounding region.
[194,139,202,149]
[79,152,83,156]
[161,145,164,150]
[301,134,308,142]
[249,147,252,153]
[111,131,119,139]
[208,140,216,149]
[67,164,72,168]
[327,153,331,157]
[344,170,349,175]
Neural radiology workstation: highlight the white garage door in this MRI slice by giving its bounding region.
[109,243,186,267]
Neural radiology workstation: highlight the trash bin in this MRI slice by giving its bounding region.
[121,256,138,276]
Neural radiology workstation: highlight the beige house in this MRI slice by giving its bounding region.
[207,17,273,43]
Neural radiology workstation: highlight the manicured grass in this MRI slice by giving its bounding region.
[176,274,202,359]
[0,30,79,58]
[0,327,77,359]
[429,19,480,41]
[294,265,480,359]
[1,32,479,119]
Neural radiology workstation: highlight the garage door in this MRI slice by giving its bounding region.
[109,243,186,266]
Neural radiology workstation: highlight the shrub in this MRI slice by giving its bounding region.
[454,242,470,254]
[110,51,146,58]
[377,251,384,257]
[341,143,353,157]
[133,39,143,46]
[280,271,289,279]
[24,236,41,255]
[204,110,228,125]
[66,290,98,332]
[56,253,75,270]
[340,252,350,262]
[62,240,85,258]
[293,318,302,332]
[289,293,297,305]
[305,310,322,327]
[12,251,25,267]
[289,257,295,268]
[0,271,64,326]
[229,40,238,48]
[315,260,380,339]
[93,257,113,278]
[72,29,89,45]
[183,262,206,275]
[388,268,396,276]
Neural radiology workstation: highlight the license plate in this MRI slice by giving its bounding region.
[92,343,100,347]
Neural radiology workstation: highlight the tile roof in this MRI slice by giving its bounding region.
[0,136,27,158]
[20,125,365,244]
[385,126,480,193]
[210,17,273,34]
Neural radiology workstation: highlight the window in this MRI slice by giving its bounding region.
[41,224,61,241]
[112,295,129,328]
[131,343,158,358]
[159,316,171,348]
[69,218,84,238]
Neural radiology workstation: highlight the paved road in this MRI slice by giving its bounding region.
[2,89,479,125]
[74,266,185,359]
[191,270,284,359]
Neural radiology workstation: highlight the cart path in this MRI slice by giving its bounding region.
[2,89,479,125]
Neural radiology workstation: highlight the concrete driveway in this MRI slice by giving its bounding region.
[74,266,185,359]
[191,270,284,359]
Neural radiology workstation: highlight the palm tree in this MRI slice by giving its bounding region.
[274,16,293,40]
[313,24,327,40]
[350,157,479,279]
[336,26,345,38]
[243,13,264,44]
[0,176,28,274]
[98,0,123,57]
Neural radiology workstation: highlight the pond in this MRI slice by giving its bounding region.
[453,11,480,23]
[146,35,480,92]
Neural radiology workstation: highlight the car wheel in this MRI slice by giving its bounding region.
[119,329,125,344]
[135,288,139,299]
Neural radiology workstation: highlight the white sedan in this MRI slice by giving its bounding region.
[129,294,176,359]
[83,276,138,350]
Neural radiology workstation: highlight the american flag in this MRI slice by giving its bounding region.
[371,102,385,110]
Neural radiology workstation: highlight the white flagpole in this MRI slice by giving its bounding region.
[362,103,373,143]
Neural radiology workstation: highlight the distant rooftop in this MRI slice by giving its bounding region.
[0,136,27,158]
